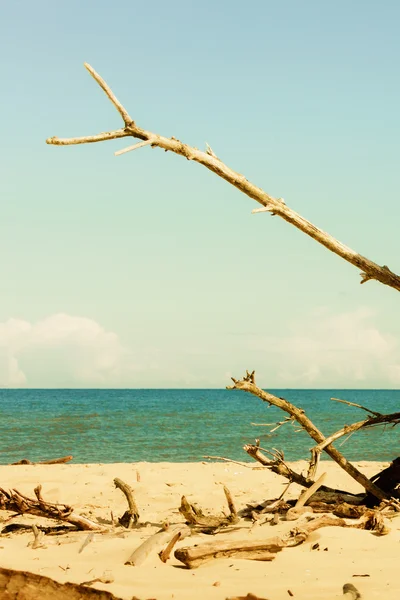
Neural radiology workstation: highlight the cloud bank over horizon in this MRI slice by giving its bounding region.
[0,314,137,388]
[0,308,398,388]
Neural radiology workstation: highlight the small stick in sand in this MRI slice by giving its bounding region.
[286,472,327,521]
[159,530,182,563]
[27,525,46,549]
[79,532,95,554]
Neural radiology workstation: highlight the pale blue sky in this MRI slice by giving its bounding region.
[1,1,400,388]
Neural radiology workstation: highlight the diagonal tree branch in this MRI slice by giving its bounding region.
[227,370,388,501]
[46,63,400,292]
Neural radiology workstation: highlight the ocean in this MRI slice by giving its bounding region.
[0,389,398,464]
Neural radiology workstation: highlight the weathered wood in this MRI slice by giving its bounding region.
[179,487,239,530]
[285,472,326,520]
[125,524,190,566]
[159,530,182,563]
[113,477,139,528]
[0,567,124,600]
[46,64,400,293]
[174,537,284,568]
[175,514,351,568]
[230,371,387,501]
[10,455,73,465]
[0,486,103,531]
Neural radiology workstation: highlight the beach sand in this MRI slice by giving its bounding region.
[0,461,398,599]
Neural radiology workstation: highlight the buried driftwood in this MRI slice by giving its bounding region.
[125,524,190,566]
[10,455,73,465]
[0,485,103,531]
[174,513,389,569]
[0,567,123,600]
[179,485,239,532]
[113,477,139,528]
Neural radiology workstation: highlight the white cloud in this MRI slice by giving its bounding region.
[244,307,400,387]
[0,314,137,387]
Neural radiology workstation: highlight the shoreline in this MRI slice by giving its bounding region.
[0,461,397,599]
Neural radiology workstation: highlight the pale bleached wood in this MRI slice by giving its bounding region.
[230,371,386,501]
[308,409,400,480]
[125,524,190,566]
[46,63,400,293]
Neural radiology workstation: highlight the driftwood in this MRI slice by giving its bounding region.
[46,63,400,294]
[0,567,124,600]
[175,536,284,568]
[175,510,391,569]
[179,486,239,531]
[229,370,395,501]
[125,524,190,566]
[243,445,366,506]
[0,485,103,531]
[175,515,346,568]
[113,477,139,528]
[10,455,73,465]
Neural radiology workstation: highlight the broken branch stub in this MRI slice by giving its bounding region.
[46,63,400,293]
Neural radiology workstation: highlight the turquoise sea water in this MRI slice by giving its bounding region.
[0,389,398,464]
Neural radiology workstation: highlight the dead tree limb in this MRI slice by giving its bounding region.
[229,371,387,501]
[175,515,350,568]
[0,486,103,531]
[46,63,400,293]
[308,411,400,480]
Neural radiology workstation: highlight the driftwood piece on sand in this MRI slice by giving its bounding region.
[125,524,190,566]
[10,455,73,465]
[175,515,351,568]
[113,477,139,528]
[0,567,123,600]
[0,485,103,531]
[175,536,284,568]
[243,445,365,506]
[179,486,239,531]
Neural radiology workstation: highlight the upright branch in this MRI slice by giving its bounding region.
[228,370,389,501]
[46,63,400,292]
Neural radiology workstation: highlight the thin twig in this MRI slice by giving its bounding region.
[203,456,255,469]
[47,129,129,146]
[115,139,153,156]
[331,397,382,417]
[84,63,132,124]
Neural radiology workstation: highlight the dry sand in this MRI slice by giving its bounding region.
[0,460,398,599]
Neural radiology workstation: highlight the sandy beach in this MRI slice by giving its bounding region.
[0,460,398,599]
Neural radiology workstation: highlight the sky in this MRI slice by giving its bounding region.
[1,0,400,388]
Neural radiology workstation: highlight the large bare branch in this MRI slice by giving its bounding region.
[228,370,387,501]
[46,63,400,292]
